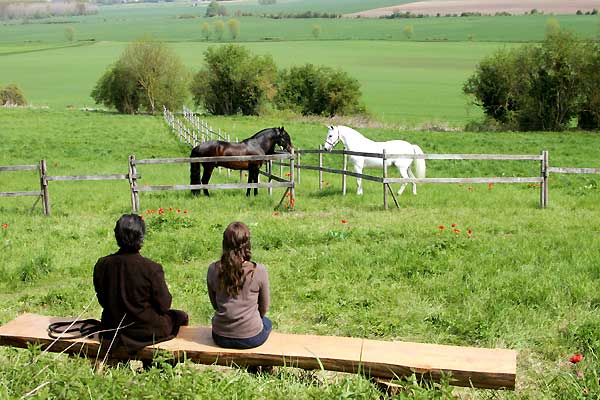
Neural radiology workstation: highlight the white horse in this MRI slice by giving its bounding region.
[323,125,426,195]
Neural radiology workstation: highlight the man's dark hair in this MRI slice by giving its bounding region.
[114,214,145,251]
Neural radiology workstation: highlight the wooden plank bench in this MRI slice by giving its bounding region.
[0,313,516,390]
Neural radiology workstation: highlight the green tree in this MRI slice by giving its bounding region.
[64,26,75,42]
[190,44,277,115]
[578,41,600,129]
[214,20,225,41]
[545,17,561,36]
[227,19,240,40]
[205,0,227,17]
[311,24,321,39]
[403,24,414,39]
[464,30,588,131]
[201,22,210,41]
[275,64,364,116]
[91,38,188,114]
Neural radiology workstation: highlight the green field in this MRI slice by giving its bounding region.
[1,109,600,398]
[1,1,600,398]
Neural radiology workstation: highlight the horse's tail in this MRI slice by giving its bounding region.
[412,144,426,178]
[190,146,202,196]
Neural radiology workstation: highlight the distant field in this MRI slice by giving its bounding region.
[349,0,600,17]
[0,40,507,124]
[1,4,598,125]
[0,12,598,43]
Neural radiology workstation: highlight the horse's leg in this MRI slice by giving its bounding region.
[397,167,409,196]
[253,168,259,196]
[246,167,259,197]
[201,164,214,196]
[190,160,201,196]
[353,160,364,195]
[407,164,417,195]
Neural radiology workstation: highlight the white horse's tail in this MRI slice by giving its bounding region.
[412,144,426,178]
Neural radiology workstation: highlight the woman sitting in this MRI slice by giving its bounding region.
[207,221,272,349]
[93,214,189,354]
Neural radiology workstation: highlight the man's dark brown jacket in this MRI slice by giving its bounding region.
[93,249,175,354]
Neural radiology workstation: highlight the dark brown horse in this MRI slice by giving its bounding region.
[190,127,293,196]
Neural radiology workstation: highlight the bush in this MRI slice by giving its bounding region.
[463,29,590,131]
[578,42,600,130]
[91,38,189,114]
[275,64,364,116]
[190,44,277,115]
[0,84,27,106]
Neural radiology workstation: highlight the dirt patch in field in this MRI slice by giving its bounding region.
[346,0,599,17]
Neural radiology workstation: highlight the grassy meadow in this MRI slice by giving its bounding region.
[1,1,600,398]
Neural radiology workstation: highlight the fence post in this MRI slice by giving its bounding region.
[297,148,301,184]
[128,155,140,212]
[290,149,295,210]
[268,160,273,196]
[39,159,51,216]
[383,149,388,210]
[319,145,323,191]
[541,150,549,208]
[342,152,348,195]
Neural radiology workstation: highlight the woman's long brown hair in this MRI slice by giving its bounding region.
[219,221,252,297]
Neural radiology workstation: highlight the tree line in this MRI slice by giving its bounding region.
[463,29,600,131]
[91,40,364,117]
[0,2,98,20]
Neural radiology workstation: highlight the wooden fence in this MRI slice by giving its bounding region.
[0,161,49,215]
[295,148,591,209]
[129,152,296,212]
[2,150,598,215]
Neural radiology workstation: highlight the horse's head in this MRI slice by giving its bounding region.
[275,126,293,153]
[323,125,340,152]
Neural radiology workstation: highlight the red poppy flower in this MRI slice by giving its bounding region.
[1,223,7,229]
[488,183,494,190]
[177,209,181,213]
[451,223,457,227]
[183,210,188,214]
[169,207,173,211]
[570,354,583,364]
[285,173,291,177]
[341,219,347,224]
[290,199,295,207]
[273,212,279,217]
[439,225,445,230]
[468,229,473,236]
[453,229,460,234]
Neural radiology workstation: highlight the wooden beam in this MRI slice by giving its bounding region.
[0,314,516,390]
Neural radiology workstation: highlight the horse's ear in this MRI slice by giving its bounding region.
[328,125,334,130]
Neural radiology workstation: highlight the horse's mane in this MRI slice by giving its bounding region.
[242,127,276,142]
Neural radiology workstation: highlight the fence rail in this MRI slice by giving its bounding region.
[129,151,295,212]
[548,167,600,175]
[295,148,551,209]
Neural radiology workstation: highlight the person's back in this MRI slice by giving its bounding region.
[93,214,189,354]
[207,221,271,349]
